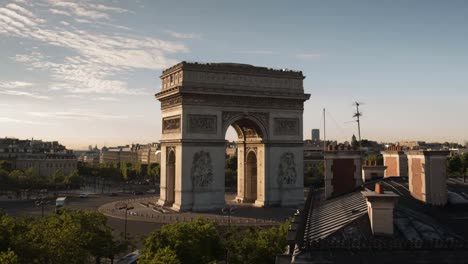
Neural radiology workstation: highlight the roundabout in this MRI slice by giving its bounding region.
[98,193,298,226]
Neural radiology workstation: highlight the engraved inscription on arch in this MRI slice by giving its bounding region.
[188,115,217,134]
[274,118,299,135]
[162,115,181,134]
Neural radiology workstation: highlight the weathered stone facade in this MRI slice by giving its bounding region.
[156,62,310,211]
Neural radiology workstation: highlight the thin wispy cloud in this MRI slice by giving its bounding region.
[234,50,274,55]
[0,81,34,88]
[92,97,121,102]
[0,117,49,125]
[0,90,49,99]
[167,30,202,39]
[0,0,188,96]
[294,53,326,60]
[29,111,128,120]
[47,0,129,20]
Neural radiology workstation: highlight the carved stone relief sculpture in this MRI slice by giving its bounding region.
[191,151,214,188]
[162,115,181,134]
[188,115,217,134]
[277,152,297,185]
[274,118,299,135]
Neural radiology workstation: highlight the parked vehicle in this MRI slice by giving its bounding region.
[79,193,89,198]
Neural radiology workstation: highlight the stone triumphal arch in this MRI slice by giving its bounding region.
[156,62,310,211]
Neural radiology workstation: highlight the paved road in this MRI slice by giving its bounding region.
[0,193,163,245]
[0,191,302,245]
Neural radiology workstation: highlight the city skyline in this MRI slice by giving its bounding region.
[1,0,467,149]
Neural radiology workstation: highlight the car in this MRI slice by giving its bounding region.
[146,189,156,194]
[132,191,144,195]
[79,193,89,198]
[116,250,139,264]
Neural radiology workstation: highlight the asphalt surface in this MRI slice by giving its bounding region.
[0,193,163,245]
[0,190,302,246]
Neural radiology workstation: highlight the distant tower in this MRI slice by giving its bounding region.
[312,129,320,141]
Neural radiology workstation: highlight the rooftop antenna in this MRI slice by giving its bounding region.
[323,108,326,152]
[353,101,364,142]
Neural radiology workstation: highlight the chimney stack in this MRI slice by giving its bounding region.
[324,146,362,199]
[362,184,399,236]
[381,146,407,177]
[405,150,450,206]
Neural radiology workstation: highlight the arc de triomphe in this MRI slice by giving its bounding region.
[156,62,310,211]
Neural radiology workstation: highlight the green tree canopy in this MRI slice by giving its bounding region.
[140,247,181,264]
[460,153,468,174]
[140,218,223,264]
[366,154,384,165]
[0,161,13,172]
[351,134,359,149]
[0,210,127,263]
[0,249,18,264]
[148,163,161,185]
[448,155,462,176]
[226,220,290,264]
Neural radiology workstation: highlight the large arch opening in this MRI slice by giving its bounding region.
[224,116,265,205]
[166,150,176,206]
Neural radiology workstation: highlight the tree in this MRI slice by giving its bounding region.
[351,134,359,149]
[304,163,324,189]
[226,220,290,264]
[447,156,462,176]
[147,163,160,186]
[0,249,18,264]
[0,210,127,263]
[461,153,468,175]
[140,247,181,264]
[0,161,12,172]
[51,169,65,187]
[225,156,238,190]
[366,154,384,165]
[140,218,224,264]
[64,170,82,189]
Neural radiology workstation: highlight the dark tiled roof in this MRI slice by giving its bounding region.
[304,192,368,242]
[300,177,468,248]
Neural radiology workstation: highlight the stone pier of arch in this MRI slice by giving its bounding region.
[155,62,310,211]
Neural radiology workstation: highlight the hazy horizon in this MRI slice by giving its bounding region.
[1,0,467,149]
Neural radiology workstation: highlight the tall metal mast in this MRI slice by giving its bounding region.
[323,108,326,151]
[353,102,363,142]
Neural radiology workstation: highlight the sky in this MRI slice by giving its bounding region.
[0,0,467,150]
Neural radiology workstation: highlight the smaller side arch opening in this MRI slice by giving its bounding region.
[166,150,176,206]
[245,150,258,202]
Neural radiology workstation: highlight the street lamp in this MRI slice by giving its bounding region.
[221,206,235,228]
[34,198,49,218]
[221,206,235,264]
[117,202,134,241]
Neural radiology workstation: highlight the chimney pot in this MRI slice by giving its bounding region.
[375,183,384,194]
[362,191,399,236]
